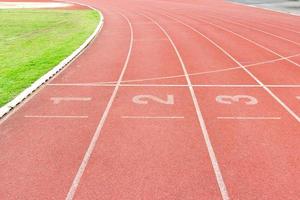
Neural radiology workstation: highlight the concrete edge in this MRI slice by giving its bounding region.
[0,2,104,118]
[228,1,300,17]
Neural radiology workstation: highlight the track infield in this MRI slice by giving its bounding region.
[0,7,100,107]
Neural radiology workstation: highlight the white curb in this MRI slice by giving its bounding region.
[0,2,104,118]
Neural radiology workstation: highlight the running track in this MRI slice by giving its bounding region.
[0,0,299,199]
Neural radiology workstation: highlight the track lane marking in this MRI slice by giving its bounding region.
[140,12,230,200]
[217,116,281,120]
[50,97,91,104]
[65,12,134,200]
[24,115,88,119]
[251,21,300,35]
[121,116,184,119]
[207,14,300,46]
[158,11,300,122]
[48,83,300,88]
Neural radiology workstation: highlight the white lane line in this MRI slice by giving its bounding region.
[209,14,300,46]
[65,12,134,200]
[48,83,300,88]
[217,116,281,120]
[24,115,88,119]
[51,97,91,104]
[140,13,230,200]
[259,22,300,35]
[186,14,300,68]
[121,116,184,119]
[160,12,300,123]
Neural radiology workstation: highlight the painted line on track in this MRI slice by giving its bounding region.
[183,14,300,68]
[24,115,88,119]
[65,12,134,200]
[205,13,300,46]
[258,22,300,35]
[50,97,92,104]
[140,12,230,200]
[217,116,281,120]
[48,83,300,88]
[121,116,185,119]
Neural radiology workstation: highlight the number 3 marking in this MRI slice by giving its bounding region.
[133,95,174,105]
[216,95,258,105]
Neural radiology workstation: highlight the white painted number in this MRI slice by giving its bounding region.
[216,95,258,105]
[132,95,174,105]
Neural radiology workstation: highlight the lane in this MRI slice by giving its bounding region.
[69,10,226,200]
[0,9,132,199]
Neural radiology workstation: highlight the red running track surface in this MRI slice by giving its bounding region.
[0,0,299,199]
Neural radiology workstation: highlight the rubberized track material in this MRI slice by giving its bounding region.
[0,0,299,199]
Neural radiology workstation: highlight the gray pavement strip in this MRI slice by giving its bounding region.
[229,0,300,15]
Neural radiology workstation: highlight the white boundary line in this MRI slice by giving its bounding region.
[198,13,300,47]
[24,115,88,119]
[121,116,184,119]
[217,116,281,120]
[0,3,104,118]
[227,1,300,17]
[159,11,300,122]
[65,12,134,200]
[258,22,300,35]
[140,13,230,200]
[48,83,300,88]
[159,8,300,69]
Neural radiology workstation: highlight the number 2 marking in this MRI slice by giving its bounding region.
[216,95,258,105]
[132,95,174,105]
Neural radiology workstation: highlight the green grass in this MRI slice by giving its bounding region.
[0,9,100,106]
